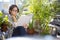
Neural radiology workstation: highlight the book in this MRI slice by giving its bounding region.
[16,14,33,26]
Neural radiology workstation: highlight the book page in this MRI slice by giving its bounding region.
[17,14,33,26]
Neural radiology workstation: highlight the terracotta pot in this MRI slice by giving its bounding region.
[27,28,35,35]
[1,24,8,32]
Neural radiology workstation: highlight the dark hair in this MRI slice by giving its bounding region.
[9,5,19,14]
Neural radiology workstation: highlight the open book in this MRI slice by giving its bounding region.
[16,14,33,26]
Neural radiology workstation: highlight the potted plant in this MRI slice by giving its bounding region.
[27,19,35,35]
[28,0,56,35]
[0,11,12,32]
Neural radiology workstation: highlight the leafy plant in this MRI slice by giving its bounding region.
[0,11,4,27]
[28,0,56,34]
[53,0,60,15]
[0,11,11,28]
[28,19,33,29]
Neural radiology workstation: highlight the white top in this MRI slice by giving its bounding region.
[8,14,17,27]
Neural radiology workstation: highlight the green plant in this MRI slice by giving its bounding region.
[18,0,29,15]
[0,11,11,28]
[28,20,33,29]
[53,0,60,15]
[0,11,4,27]
[28,0,56,34]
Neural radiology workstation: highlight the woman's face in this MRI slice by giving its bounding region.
[10,7,18,16]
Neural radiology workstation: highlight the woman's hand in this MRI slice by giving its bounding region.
[12,15,17,22]
[23,23,28,29]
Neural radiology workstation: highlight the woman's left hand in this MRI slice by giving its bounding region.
[23,23,28,29]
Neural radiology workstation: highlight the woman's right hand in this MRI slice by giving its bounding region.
[12,15,17,22]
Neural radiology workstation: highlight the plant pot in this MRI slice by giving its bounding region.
[27,28,35,35]
[1,24,8,32]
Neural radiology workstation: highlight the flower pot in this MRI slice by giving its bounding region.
[27,28,35,35]
[1,24,8,32]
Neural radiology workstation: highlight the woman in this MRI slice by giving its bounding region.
[8,5,27,37]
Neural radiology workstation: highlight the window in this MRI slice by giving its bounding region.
[3,0,10,2]
[0,0,2,2]
[0,0,15,10]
